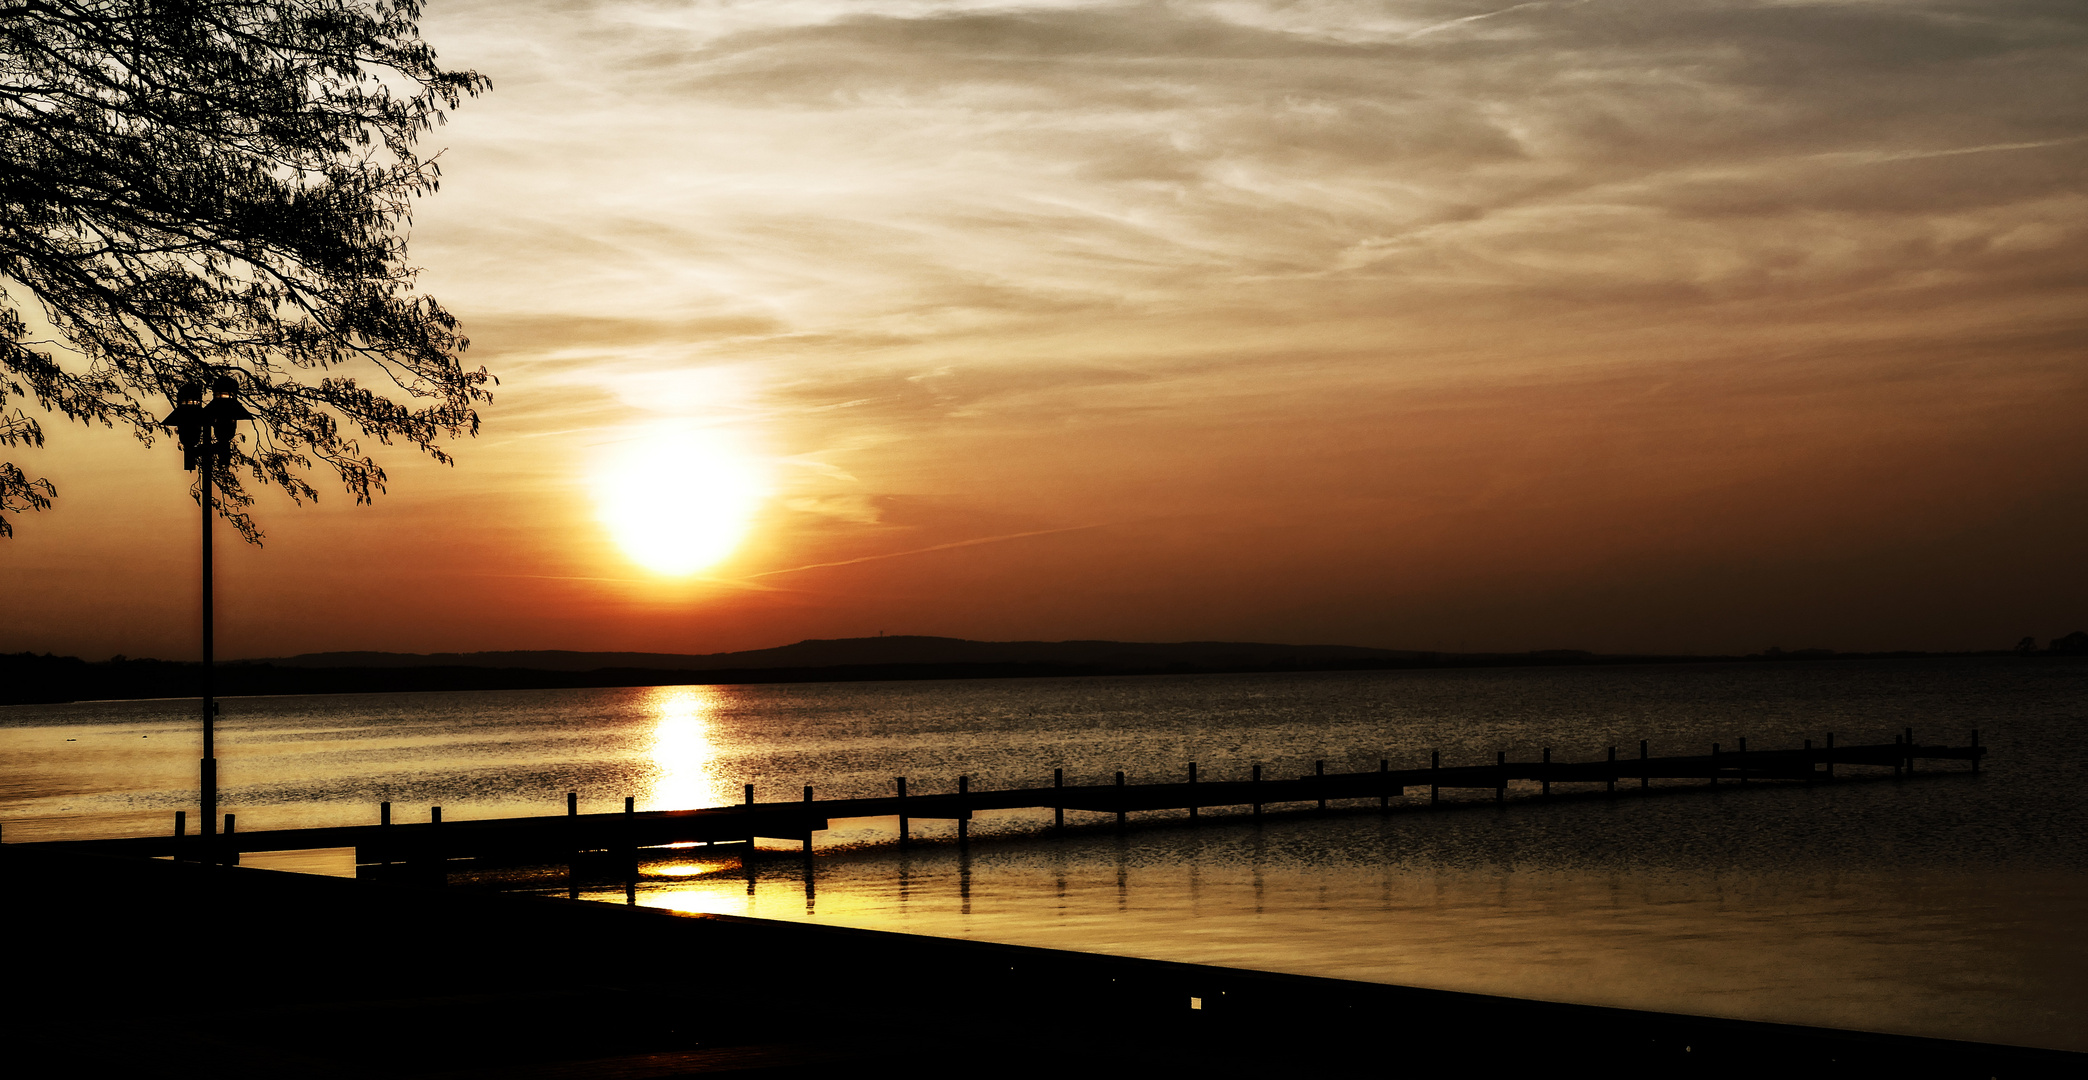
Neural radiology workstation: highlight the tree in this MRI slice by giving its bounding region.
[1,0,490,540]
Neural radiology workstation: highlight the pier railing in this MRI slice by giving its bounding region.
[20,729,1983,871]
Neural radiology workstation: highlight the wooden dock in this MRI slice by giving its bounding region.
[37,729,1984,872]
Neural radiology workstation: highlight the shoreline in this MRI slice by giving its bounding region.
[3,844,2078,1076]
[10,648,2079,708]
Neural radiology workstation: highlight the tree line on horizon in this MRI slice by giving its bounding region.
[5,633,2084,707]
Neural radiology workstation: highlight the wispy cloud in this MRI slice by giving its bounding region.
[20,1,2082,659]
[742,521,1117,580]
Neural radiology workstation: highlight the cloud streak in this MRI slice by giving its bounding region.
[743,521,1119,580]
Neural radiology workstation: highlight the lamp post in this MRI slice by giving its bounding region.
[161,376,251,856]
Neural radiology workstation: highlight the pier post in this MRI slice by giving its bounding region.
[567,790,579,898]
[1430,750,1439,806]
[1116,771,1127,831]
[1495,751,1506,803]
[1316,760,1326,813]
[429,806,442,884]
[1380,759,1390,812]
[1188,762,1198,820]
[803,786,815,856]
[1640,740,1649,790]
[1541,747,1551,798]
[1893,734,1903,779]
[1804,739,1814,784]
[1606,747,1616,796]
[897,777,910,846]
[173,810,185,862]
[1252,764,1262,820]
[624,795,636,888]
[1905,727,1915,776]
[958,775,970,847]
[1826,732,1835,781]
[222,813,235,866]
[744,783,756,848]
[1052,769,1063,832]
[1970,730,1980,773]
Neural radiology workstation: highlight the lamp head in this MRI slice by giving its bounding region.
[201,375,252,459]
[162,381,209,471]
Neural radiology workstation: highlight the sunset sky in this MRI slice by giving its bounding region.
[7,0,2086,662]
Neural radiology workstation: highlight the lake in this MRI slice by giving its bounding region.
[4,658,2083,1050]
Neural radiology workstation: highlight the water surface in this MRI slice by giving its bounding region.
[5,659,2082,1049]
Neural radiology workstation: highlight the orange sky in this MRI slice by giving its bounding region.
[7,0,2086,661]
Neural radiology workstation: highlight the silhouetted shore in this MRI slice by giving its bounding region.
[6,633,2083,706]
[2,844,2078,1076]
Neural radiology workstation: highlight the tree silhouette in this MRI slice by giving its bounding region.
[1,0,489,540]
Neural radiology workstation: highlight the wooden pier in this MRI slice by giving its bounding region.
[40,729,1984,872]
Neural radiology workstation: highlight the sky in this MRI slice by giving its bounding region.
[6,0,2086,661]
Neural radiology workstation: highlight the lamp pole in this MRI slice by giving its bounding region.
[199,406,216,845]
[163,377,251,857]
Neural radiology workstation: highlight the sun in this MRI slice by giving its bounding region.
[596,425,767,576]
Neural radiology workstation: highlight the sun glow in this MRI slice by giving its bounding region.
[596,425,767,575]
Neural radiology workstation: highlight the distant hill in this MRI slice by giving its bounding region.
[248,636,1425,673]
[8,637,1443,705]
[6,635,2060,706]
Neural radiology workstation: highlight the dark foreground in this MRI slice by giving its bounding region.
[2,845,2076,1078]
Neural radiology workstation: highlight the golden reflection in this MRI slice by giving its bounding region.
[646,685,726,810]
[648,861,717,878]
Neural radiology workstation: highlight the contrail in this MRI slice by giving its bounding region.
[1822,135,2087,164]
[1403,1,1575,41]
[744,522,1115,580]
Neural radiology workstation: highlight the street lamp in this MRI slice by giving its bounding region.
[161,376,251,856]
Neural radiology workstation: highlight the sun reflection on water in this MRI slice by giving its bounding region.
[645,686,725,811]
